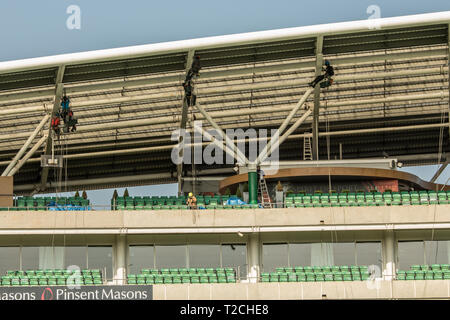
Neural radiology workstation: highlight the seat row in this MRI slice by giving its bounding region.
[127,267,237,284]
[112,195,239,210]
[138,267,236,275]
[262,272,370,282]
[396,264,450,280]
[396,270,450,280]
[114,204,259,210]
[127,274,236,285]
[274,265,369,273]
[16,196,90,206]
[1,269,103,286]
[6,269,101,277]
[263,265,372,282]
[285,191,450,207]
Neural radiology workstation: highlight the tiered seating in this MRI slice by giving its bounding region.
[284,190,450,208]
[127,267,237,284]
[0,269,103,286]
[6,196,90,211]
[397,264,450,280]
[112,195,253,210]
[261,266,371,282]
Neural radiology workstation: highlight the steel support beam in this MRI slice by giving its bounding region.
[312,36,323,160]
[182,176,227,181]
[1,114,49,176]
[256,88,314,164]
[0,67,446,119]
[0,48,445,106]
[194,103,248,165]
[258,108,313,164]
[8,135,47,176]
[38,66,65,192]
[0,121,448,168]
[177,50,195,195]
[430,160,449,183]
[194,124,243,164]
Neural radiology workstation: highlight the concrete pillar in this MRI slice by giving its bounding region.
[114,235,127,285]
[383,230,396,280]
[247,233,260,283]
[275,190,284,208]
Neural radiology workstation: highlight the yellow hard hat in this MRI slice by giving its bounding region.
[188,192,193,197]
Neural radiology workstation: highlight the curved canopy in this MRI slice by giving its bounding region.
[0,11,448,194]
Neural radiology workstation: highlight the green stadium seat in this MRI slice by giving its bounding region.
[429,191,439,205]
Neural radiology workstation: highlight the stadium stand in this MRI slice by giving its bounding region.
[127,267,237,284]
[111,195,257,210]
[0,269,103,286]
[261,266,371,282]
[284,191,450,208]
[397,265,450,280]
[5,196,91,211]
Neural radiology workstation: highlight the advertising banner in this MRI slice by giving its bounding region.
[0,285,152,300]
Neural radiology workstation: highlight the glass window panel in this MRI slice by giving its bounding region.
[311,243,334,266]
[262,243,288,272]
[21,247,39,270]
[88,246,113,279]
[65,246,87,269]
[397,241,424,270]
[189,245,220,268]
[333,242,355,266]
[425,240,450,265]
[39,247,64,269]
[129,246,154,274]
[289,243,311,267]
[356,242,382,268]
[221,244,246,278]
[155,245,187,269]
[0,247,20,274]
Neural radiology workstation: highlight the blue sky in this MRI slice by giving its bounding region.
[0,0,449,61]
[1,0,449,204]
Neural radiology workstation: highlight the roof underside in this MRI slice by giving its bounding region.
[0,18,449,194]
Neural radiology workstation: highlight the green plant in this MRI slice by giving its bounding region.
[82,190,87,199]
[123,188,129,198]
[236,187,242,199]
[224,188,231,195]
[112,189,118,199]
[74,191,80,198]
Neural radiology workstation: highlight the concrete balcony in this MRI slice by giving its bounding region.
[0,204,449,235]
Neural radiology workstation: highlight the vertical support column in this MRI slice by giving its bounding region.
[248,163,258,204]
[383,230,395,280]
[312,36,324,161]
[177,50,195,196]
[114,235,127,285]
[177,98,189,195]
[39,65,66,192]
[247,233,260,283]
[448,24,450,143]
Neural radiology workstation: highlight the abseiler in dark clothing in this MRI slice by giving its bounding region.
[309,60,334,88]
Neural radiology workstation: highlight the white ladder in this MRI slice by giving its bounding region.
[258,175,273,208]
[303,134,313,160]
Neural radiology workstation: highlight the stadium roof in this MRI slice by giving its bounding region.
[0,11,449,194]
